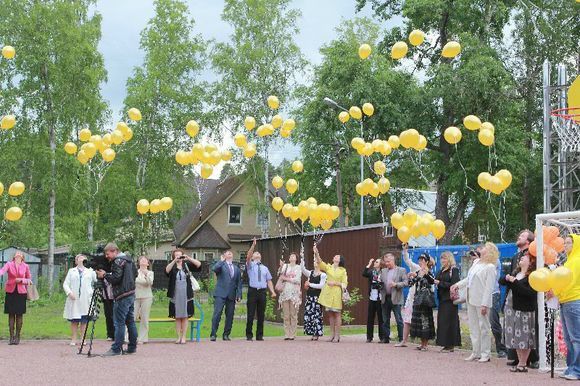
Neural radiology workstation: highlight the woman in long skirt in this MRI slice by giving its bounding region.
[301,258,327,340]
[435,251,461,352]
[409,254,436,351]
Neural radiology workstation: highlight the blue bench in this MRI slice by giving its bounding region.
[148,299,204,342]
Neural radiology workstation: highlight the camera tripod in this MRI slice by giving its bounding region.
[78,284,103,357]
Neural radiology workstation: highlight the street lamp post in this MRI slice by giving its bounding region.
[323,97,364,226]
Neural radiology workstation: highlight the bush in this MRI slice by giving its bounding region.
[341,287,362,325]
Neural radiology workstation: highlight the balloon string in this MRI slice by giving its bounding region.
[408,151,431,186]
[454,144,475,192]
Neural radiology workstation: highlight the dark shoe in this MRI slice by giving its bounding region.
[509,366,528,373]
[380,339,389,344]
[210,336,216,342]
[256,337,264,341]
[528,362,539,369]
[497,351,507,359]
[101,349,122,357]
[124,349,136,355]
[366,339,372,343]
[246,336,253,341]
[223,335,231,341]
[506,360,518,366]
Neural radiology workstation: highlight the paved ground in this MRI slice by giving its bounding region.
[0,337,568,385]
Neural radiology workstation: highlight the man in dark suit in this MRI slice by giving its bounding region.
[210,250,242,341]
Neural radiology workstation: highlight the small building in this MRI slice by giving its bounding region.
[0,247,42,285]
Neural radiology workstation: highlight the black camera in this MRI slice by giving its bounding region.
[371,280,384,290]
[82,245,110,272]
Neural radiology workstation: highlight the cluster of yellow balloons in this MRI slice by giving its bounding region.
[355,177,391,197]
[463,115,495,147]
[176,142,232,178]
[339,103,374,123]
[272,176,299,195]
[391,29,425,60]
[2,45,15,60]
[245,114,296,139]
[136,197,173,215]
[233,133,257,159]
[0,181,25,222]
[399,129,427,151]
[529,266,574,293]
[272,196,340,230]
[390,209,446,243]
[351,136,398,157]
[477,169,512,195]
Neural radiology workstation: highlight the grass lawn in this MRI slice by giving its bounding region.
[0,290,367,340]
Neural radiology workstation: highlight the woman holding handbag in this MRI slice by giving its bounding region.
[165,249,201,344]
[313,244,348,343]
[135,256,154,344]
[62,254,97,346]
[277,252,302,340]
[409,254,436,351]
[0,251,32,345]
[435,251,461,352]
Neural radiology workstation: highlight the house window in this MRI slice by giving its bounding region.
[256,211,269,228]
[384,225,394,237]
[204,252,215,262]
[228,205,242,225]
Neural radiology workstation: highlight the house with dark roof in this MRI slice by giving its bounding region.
[147,175,295,263]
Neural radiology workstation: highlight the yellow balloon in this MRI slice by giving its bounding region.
[489,176,503,195]
[149,199,161,214]
[411,222,421,238]
[349,106,362,120]
[496,169,512,190]
[282,119,295,131]
[8,181,25,197]
[116,122,130,135]
[481,121,495,133]
[64,142,77,155]
[5,206,23,222]
[403,208,417,227]
[77,150,89,165]
[2,45,15,59]
[297,201,309,219]
[443,126,462,144]
[369,183,380,197]
[387,135,400,149]
[408,29,425,46]
[463,115,482,131]
[306,197,317,206]
[376,140,392,156]
[79,128,92,142]
[256,125,267,137]
[128,107,142,121]
[0,182,3,195]
[102,148,116,162]
[243,143,257,158]
[281,203,293,218]
[160,197,173,211]
[102,133,113,146]
[390,212,404,229]
[529,270,551,292]
[111,130,123,145]
[290,206,300,222]
[285,179,298,195]
[271,115,283,129]
[418,218,431,236]
[477,172,493,190]
[83,142,97,158]
[551,266,574,292]
[234,133,247,148]
[186,120,200,137]
[200,163,213,179]
[205,143,218,153]
[271,197,284,212]
[122,127,133,142]
[358,43,372,59]
[351,137,365,150]
[280,128,292,138]
[400,129,419,149]
[187,151,199,165]
[361,143,374,157]
[272,176,284,190]
[329,205,340,220]
[442,41,461,58]
[371,139,382,153]
[568,75,580,117]
[1,115,16,130]
[321,219,333,230]
[267,95,280,109]
[362,103,374,117]
[220,150,232,162]
[338,111,350,123]
[89,135,104,152]
[356,182,367,196]
[292,160,303,173]
[397,226,411,243]
[374,160,386,176]
[136,199,150,215]
[208,150,221,166]
[175,150,188,166]
[414,135,427,151]
[431,219,446,240]
[378,177,390,194]
[391,41,408,60]
[244,116,256,131]
[478,129,494,147]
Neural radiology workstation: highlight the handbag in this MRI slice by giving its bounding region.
[452,287,466,305]
[27,283,40,301]
[275,264,287,293]
[415,286,435,308]
[184,264,200,292]
[342,288,351,303]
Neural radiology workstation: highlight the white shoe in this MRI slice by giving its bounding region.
[478,356,490,363]
[464,354,480,361]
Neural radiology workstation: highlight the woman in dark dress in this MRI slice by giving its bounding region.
[409,254,436,351]
[0,251,31,345]
[435,251,461,352]
[301,258,326,340]
[165,249,201,344]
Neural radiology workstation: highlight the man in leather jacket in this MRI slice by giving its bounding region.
[96,242,138,356]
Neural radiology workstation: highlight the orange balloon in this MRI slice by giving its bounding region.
[528,240,537,256]
[544,246,557,265]
[543,226,560,243]
[551,237,565,253]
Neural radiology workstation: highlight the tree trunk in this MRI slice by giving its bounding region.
[335,143,345,227]
[87,199,94,241]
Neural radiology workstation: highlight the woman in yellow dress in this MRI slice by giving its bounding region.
[313,244,348,343]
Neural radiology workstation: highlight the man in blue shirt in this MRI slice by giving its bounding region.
[245,238,276,341]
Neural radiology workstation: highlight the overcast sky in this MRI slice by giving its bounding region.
[94,0,390,166]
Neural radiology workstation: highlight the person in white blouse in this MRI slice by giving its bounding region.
[277,252,302,340]
[395,245,418,347]
[451,242,499,363]
[135,256,154,344]
[63,254,97,346]
[301,257,327,340]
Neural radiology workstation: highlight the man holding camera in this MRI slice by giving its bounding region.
[96,243,138,356]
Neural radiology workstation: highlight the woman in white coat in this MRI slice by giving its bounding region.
[63,254,97,345]
[451,242,499,363]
